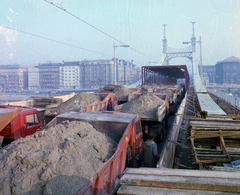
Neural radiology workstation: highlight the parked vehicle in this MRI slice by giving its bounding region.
[0,107,43,147]
[44,111,143,195]
[115,92,168,142]
[83,92,118,112]
[128,91,170,127]
[44,92,118,123]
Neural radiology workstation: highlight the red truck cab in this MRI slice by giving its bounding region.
[0,107,43,147]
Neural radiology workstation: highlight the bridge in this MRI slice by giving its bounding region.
[160,22,226,115]
[119,23,240,194]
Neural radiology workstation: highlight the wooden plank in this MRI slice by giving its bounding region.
[191,127,240,130]
[120,174,240,193]
[220,135,230,159]
[189,117,240,123]
[117,185,240,195]
[190,132,240,139]
[123,168,240,179]
[210,166,240,172]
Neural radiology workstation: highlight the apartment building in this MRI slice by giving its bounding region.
[0,65,28,92]
[28,67,40,91]
[38,59,140,90]
[215,56,240,84]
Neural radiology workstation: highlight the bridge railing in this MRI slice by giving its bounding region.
[207,88,240,110]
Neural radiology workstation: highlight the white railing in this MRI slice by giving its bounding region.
[207,89,240,110]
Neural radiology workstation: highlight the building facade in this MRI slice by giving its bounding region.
[215,56,240,84]
[37,62,61,91]
[202,65,216,84]
[202,56,240,85]
[37,59,140,90]
[28,67,40,91]
[59,61,80,89]
[0,65,28,92]
[0,59,140,92]
[79,60,114,89]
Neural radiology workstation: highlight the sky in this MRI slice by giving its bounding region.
[0,0,240,68]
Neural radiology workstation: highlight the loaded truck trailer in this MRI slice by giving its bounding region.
[0,111,143,195]
[128,91,170,127]
[44,111,143,195]
[44,92,118,123]
[115,92,168,142]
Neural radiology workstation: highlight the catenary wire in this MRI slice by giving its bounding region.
[0,24,112,58]
[44,0,155,61]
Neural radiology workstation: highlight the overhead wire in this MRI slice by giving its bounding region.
[0,24,112,58]
[44,0,155,61]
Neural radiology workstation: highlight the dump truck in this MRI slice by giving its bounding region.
[44,92,118,123]
[82,92,118,112]
[115,92,168,142]
[151,85,178,114]
[128,91,170,126]
[99,84,137,104]
[43,111,143,195]
[0,107,43,147]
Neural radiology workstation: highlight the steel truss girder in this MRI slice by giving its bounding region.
[166,51,193,61]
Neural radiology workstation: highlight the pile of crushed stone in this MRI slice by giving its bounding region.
[115,86,134,101]
[0,121,117,195]
[56,92,101,115]
[99,85,134,101]
[140,85,152,92]
[119,92,165,119]
[160,88,174,100]
[99,84,121,93]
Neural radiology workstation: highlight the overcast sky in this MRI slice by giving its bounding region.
[1,0,240,68]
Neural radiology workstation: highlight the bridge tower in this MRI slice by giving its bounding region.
[162,24,167,54]
[161,22,196,66]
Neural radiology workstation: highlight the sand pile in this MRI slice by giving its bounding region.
[0,121,117,195]
[99,84,120,93]
[163,89,174,100]
[140,85,151,92]
[99,84,133,101]
[115,86,133,101]
[120,92,165,119]
[56,92,101,115]
[154,87,175,101]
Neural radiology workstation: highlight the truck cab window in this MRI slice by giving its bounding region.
[136,121,141,135]
[26,114,40,126]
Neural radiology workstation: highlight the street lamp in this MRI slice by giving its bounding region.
[113,42,129,85]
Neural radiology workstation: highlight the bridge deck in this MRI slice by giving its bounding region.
[197,93,226,115]
[194,73,226,115]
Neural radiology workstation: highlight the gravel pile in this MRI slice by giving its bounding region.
[0,120,117,195]
[120,92,165,119]
[56,92,101,115]
[99,85,134,101]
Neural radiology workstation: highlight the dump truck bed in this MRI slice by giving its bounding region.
[116,92,167,122]
[44,111,142,195]
[0,108,21,134]
[46,111,135,126]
